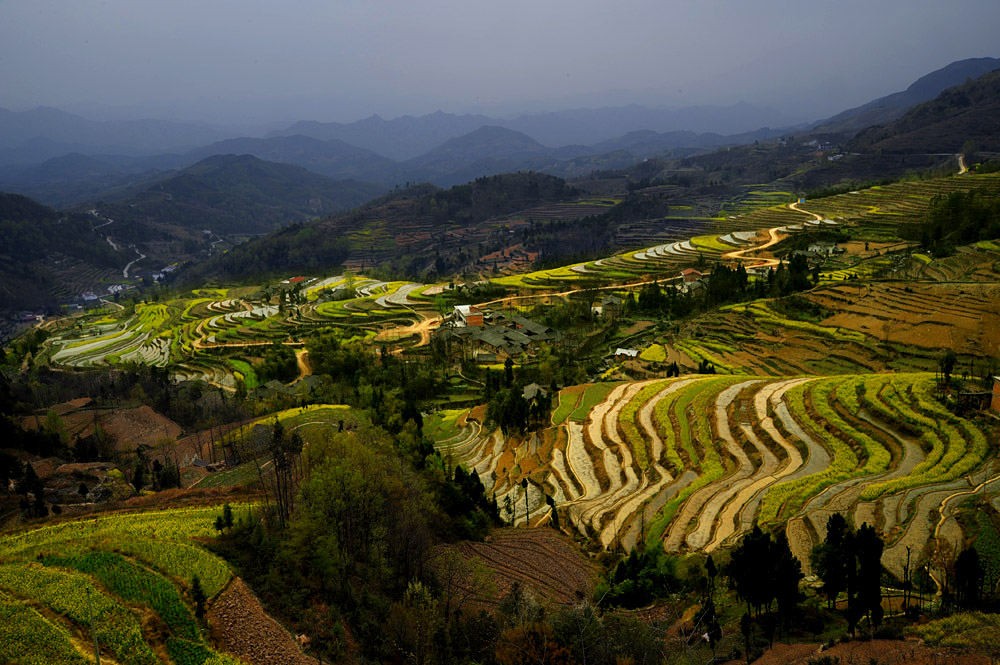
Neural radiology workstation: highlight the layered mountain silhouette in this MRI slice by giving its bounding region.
[85,153,386,234]
[812,57,1000,133]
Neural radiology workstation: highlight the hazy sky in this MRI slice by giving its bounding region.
[2,0,998,124]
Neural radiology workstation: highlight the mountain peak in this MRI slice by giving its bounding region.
[813,56,1000,132]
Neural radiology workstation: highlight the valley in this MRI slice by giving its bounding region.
[3,54,1000,665]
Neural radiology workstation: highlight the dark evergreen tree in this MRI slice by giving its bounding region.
[955,547,985,609]
[191,575,207,619]
[773,533,803,637]
[855,523,884,631]
[811,513,849,609]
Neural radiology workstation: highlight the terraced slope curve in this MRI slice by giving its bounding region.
[435,373,996,575]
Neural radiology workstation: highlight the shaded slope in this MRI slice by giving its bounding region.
[185,134,405,184]
[851,69,1000,153]
[89,154,386,235]
[185,171,580,282]
[813,57,1000,133]
[0,192,139,312]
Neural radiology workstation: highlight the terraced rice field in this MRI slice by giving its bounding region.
[0,505,252,664]
[43,277,432,387]
[668,280,1000,376]
[42,173,1000,387]
[435,372,997,578]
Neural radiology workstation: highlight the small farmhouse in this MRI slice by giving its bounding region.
[436,313,561,361]
[680,268,702,283]
[453,304,484,327]
[807,242,845,255]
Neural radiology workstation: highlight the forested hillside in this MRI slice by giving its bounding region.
[187,171,582,281]
[0,193,144,311]
[88,154,385,235]
[852,69,1000,153]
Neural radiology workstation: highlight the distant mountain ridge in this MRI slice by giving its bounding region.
[185,171,582,283]
[850,69,1000,153]
[591,127,787,158]
[0,106,239,162]
[274,111,494,160]
[86,154,386,235]
[4,56,998,213]
[185,135,406,184]
[812,57,1000,133]
[271,102,798,158]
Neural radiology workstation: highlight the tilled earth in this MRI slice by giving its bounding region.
[724,639,992,665]
[208,578,317,665]
[441,527,597,614]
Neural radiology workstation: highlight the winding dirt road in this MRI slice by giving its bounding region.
[925,469,1000,593]
[721,226,786,269]
[375,309,441,346]
[292,349,311,383]
[788,200,824,221]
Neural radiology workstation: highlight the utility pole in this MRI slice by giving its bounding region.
[521,478,530,526]
[86,586,101,665]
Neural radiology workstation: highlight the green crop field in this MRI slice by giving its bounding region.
[444,365,997,577]
[0,505,252,664]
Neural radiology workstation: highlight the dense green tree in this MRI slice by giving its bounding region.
[940,349,958,385]
[773,532,804,637]
[258,343,298,383]
[726,525,804,647]
[811,513,849,608]
[486,388,529,435]
[726,525,774,616]
[602,548,680,608]
[191,575,207,619]
[956,547,985,609]
[812,516,886,636]
[854,523,885,631]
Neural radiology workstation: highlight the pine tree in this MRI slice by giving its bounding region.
[811,513,849,609]
[191,575,207,619]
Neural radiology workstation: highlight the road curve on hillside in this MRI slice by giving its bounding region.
[789,200,825,221]
[721,226,785,269]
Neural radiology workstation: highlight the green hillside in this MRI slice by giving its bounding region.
[89,154,386,235]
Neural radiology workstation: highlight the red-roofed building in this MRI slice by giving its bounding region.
[680,268,702,283]
[289,276,306,284]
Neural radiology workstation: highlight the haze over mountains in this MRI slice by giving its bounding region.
[811,56,1000,133]
[272,102,800,161]
[1,56,997,212]
[87,154,387,235]
[0,52,997,334]
[0,55,994,254]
